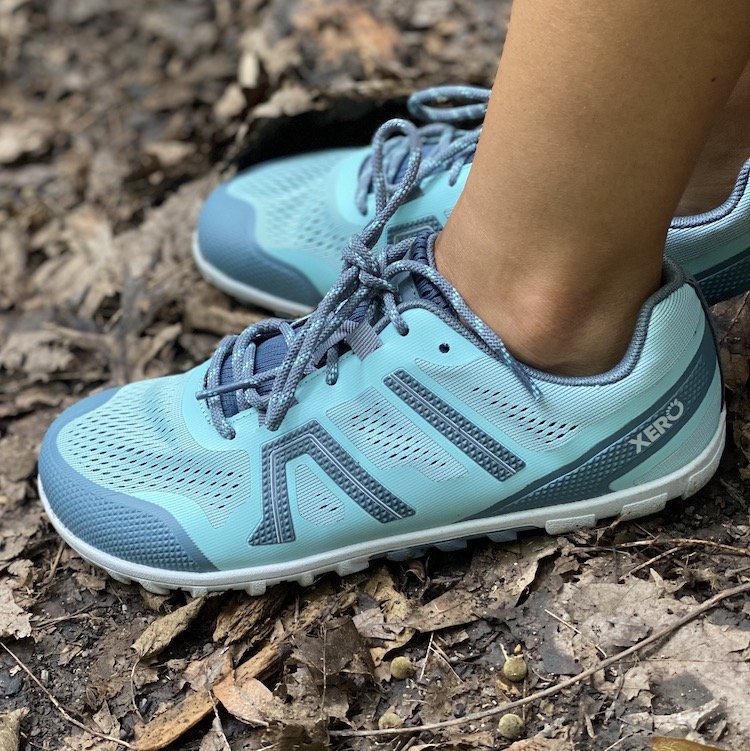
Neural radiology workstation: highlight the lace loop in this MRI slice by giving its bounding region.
[197,110,540,439]
[353,85,490,214]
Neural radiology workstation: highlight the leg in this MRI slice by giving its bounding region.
[678,62,750,215]
[436,1,750,375]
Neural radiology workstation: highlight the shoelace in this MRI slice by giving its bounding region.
[353,85,491,215]
[197,116,539,439]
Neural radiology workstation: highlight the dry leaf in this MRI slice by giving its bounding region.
[135,593,329,750]
[198,716,230,751]
[183,650,233,692]
[0,119,52,164]
[405,587,477,632]
[361,566,415,664]
[213,672,281,725]
[0,582,31,639]
[506,741,573,751]
[0,709,28,751]
[63,702,120,751]
[133,597,205,660]
[653,739,725,751]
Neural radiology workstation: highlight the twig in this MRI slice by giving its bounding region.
[330,580,750,738]
[42,539,66,585]
[543,609,607,658]
[419,632,435,682]
[619,546,682,581]
[0,641,137,749]
[574,537,750,557]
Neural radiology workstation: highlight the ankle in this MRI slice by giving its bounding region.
[434,222,661,376]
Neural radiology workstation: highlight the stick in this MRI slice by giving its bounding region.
[330,580,750,738]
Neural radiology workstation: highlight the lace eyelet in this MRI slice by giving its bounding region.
[400,327,410,337]
[439,343,450,353]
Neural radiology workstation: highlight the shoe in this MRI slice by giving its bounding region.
[195,85,750,313]
[40,120,725,595]
[194,86,488,317]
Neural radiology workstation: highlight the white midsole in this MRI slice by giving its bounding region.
[192,233,315,318]
[37,408,725,592]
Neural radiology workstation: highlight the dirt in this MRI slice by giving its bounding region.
[1,2,749,750]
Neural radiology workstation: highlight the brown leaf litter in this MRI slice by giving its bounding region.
[3,1,750,750]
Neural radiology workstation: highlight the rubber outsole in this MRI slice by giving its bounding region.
[37,408,726,597]
[192,233,315,319]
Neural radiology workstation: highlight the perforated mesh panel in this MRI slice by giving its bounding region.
[417,359,579,451]
[58,377,250,528]
[295,465,345,526]
[327,388,467,482]
[232,150,355,266]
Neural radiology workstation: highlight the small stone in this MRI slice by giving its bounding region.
[378,711,404,729]
[502,654,528,682]
[497,712,525,740]
[390,656,415,680]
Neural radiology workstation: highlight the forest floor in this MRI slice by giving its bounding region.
[1,2,750,750]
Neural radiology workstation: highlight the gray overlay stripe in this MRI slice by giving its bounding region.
[384,369,525,481]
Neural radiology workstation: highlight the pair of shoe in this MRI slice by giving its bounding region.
[38,88,743,594]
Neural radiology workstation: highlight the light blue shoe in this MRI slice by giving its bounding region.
[194,86,488,316]
[195,85,750,314]
[40,120,725,595]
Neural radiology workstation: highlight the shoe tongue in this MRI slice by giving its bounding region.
[392,140,437,182]
[218,234,448,418]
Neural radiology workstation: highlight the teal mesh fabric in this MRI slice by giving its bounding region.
[327,387,467,482]
[295,465,345,526]
[227,149,354,267]
[58,377,251,529]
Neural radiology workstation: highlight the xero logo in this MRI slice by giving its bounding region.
[629,399,685,454]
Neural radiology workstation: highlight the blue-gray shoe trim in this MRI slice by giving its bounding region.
[196,183,323,309]
[39,389,216,573]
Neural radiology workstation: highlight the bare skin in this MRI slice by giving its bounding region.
[436,1,750,375]
[679,63,750,215]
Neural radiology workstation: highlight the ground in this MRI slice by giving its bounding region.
[1,2,750,750]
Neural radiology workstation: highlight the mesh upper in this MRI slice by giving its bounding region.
[58,377,251,529]
[230,149,355,267]
[295,465,345,526]
[327,387,467,482]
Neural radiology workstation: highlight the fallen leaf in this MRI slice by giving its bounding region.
[653,739,725,751]
[198,716,230,751]
[135,592,329,750]
[405,587,478,632]
[406,540,557,633]
[133,597,205,660]
[183,650,232,692]
[652,700,724,740]
[213,671,282,725]
[0,582,31,639]
[63,702,120,751]
[505,741,573,751]
[0,119,53,164]
[360,566,415,664]
[0,709,28,751]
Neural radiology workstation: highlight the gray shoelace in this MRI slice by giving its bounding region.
[353,85,490,215]
[197,115,539,439]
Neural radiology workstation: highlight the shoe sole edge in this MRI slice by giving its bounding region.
[37,408,726,597]
[192,232,315,318]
